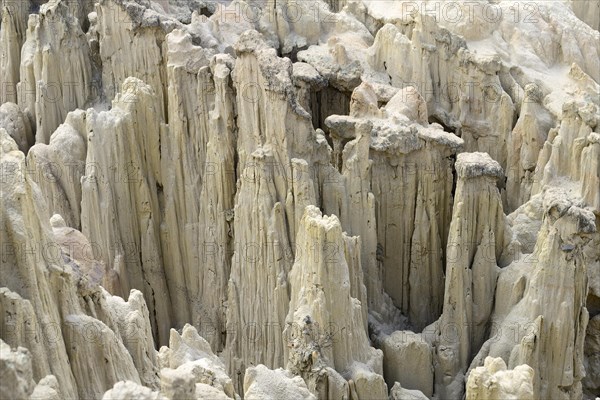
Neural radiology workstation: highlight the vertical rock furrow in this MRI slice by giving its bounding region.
[26,109,87,229]
[224,30,317,386]
[0,0,29,104]
[17,0,92,143]
[161,29,231,349]
[95,0,171,119]
[1,1,598,399]
[284,206,385,399]
[369,16,514,170]
[327,82,462,330]
[81,78,170,345]
[506,84,554,212]
[0,129,78,398]
[435,152,507,400]
[477,190,597,400]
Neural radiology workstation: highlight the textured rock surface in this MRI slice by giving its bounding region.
[0,339,35,399]
[389,382,428,400]
[0,0,29,104]
[433,152,507,399]
[583,315,600,398]
[17,0,92,143]
[466,357,534,400]
[243,365,316,400]
[0,101,33,152]
[1,1,599,399]
[102,380,164,400]
[159,324,235,399]
[80,77,170,345]
[379,331,432,397]
[325,82,463,332]
[284,206,385,398]
[27,110,87,229]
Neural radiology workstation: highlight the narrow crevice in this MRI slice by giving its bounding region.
[429,116,458,135]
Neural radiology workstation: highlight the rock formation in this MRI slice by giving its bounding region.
[465,356,534,400]
[284,206,385,399]
[1,0,599,399]
[18,0,93,143]
[434,152,507,399]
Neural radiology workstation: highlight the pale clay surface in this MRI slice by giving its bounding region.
[0,0,599,399]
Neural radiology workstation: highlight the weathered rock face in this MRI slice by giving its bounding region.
[1,1,599,399]
[583,315,600,398]
[0,102,33,152]
[284,206,385,398]
[0,338,36,399]
[1,129,79,398]
[17,0,92,143]
[1,338,64,399]
[466,357,534,400]
[223,30,313,387]
[95,0,171,116]
[433,152,508,400]
[158,324,236,399]
[80,77,170,345]
[244,364,316,400]
[27,110,87,229]
[0,0,30,104]
[479,191,596,400]
[102,380,165,400]
[0,129,157,399]
[379,331,433,397]
[161,31,235,352]
[506,84,554,212]
[570,0,600,31]
[369,17,514,171]
[389,382,428,400]
[325,82,463,331]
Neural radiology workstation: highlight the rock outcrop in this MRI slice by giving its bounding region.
[434,152,507,400]
[0,101,33,152]
[1,1,599,399]
[17,0,92,143]
[80,77,170,344]
[466,357,534,400]
[0,129,156,399]
[26,110,87,229]
[379,330,433,397]
[325,82,463,331]
[476,190,596,400]
[284,206,385,399]
[0,0,29,104]
[243,364,316,400]
[0,339,36,399]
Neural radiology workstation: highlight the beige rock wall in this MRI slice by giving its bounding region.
[326,82,462,330]
[80,77,170,344]
[435,152,507,400]
[224,30,317,386]
[476,190,596,400]
[161,30,235,351]
[0,130,161,399]
[27,110,87,229]
[0,0,29,104]
[505,84,554,212]
[379,331,433,397]
[466,357,534,400]
[1,1,598,399]
[17,0,92,143]
[0,102,33,152]
[0,129,79,398]
[369,17,514,170]
[284,206,385,399]
[95,0,170,118]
